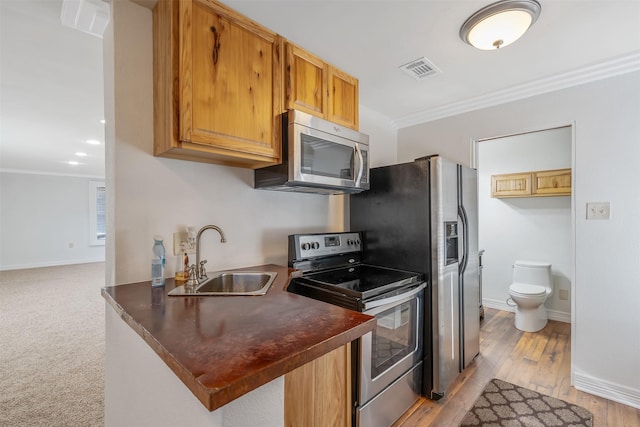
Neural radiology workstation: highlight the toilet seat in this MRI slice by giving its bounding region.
[509,282,546,297]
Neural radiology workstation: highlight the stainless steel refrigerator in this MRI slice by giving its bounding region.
[350,155,479,399]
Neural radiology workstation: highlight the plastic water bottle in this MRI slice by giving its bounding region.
[151,236,166,287]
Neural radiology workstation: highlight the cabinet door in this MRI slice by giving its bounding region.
[179,0,282,165]
[328,66,359,130]
[533,169,571,196]
[491,173,532,198]
[285,343,351,427]
[285,43,328,117]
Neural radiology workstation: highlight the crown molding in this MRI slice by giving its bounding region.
[392,51,640,129]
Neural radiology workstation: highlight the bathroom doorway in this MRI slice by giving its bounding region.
[474,126,573,323]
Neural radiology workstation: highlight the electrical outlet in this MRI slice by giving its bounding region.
[173,231,196,256]
[586,202,611,220]
[559,289,569,300]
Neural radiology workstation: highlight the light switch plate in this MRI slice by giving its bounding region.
[586,202,611,220]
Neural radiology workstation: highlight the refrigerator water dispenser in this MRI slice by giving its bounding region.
[444,222,458,266]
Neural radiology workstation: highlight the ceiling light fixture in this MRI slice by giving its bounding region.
[460,0,541,50]
[68,161,80,166]
[75,152,88,157]
[85,139,101,145]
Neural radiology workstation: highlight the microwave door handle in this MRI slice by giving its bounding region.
[354,144,364,186]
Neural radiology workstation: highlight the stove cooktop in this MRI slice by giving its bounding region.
[301,264,421,300]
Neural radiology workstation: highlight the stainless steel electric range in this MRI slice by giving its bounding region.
[287,232,426,427]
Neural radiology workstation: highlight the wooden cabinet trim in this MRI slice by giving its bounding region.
[198,0,278,41]
[178,0,193,142]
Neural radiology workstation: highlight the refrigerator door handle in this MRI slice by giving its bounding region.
[458,205,469,275]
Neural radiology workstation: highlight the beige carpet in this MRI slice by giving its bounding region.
[459,378,593,427]
[0,263,105,426]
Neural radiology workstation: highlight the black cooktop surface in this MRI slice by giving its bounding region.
[301,264,421,299]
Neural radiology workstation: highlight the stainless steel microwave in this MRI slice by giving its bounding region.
[254,110,369,195]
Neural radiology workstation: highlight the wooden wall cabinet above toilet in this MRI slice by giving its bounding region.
[491,168,571,198]
[531,169,572,196]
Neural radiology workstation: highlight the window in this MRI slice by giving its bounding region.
[89,181,106,246]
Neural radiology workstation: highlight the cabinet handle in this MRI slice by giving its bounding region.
[210,26,221,66]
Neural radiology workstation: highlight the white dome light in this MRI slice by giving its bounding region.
[460,0,541,50]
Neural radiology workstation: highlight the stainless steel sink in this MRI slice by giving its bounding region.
[168,271,277,296]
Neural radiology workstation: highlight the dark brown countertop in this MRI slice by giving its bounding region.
[102,264,375,411]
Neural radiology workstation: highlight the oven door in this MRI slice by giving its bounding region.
[359,283,425,405]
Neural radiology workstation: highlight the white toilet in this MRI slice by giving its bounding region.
[508,260,553,332]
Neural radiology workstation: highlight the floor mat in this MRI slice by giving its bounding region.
[459,378,593,427]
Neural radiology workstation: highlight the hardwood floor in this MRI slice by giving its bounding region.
[395,308,640,427]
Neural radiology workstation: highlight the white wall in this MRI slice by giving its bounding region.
[359,105,398,167]
[478,128,572,320]
[105,1,397,287]
[397,71,640,408]
[105,304,284,427]
[0,172,105,270]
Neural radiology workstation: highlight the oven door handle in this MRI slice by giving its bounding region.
[363,283,426,312]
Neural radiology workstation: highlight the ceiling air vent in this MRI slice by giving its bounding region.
[399,57,441,81]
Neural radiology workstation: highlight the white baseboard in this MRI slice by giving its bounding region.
[0,257,105,271]
[574,371,640,409]
[483,298,571,323]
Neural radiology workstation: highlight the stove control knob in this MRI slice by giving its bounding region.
[301,243,310,251]
[347,239,353,245]
[311,242,320,249]
[355,239,361,246]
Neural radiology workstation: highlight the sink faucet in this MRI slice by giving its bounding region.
[195,225,227,280]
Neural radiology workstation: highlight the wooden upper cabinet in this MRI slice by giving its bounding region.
[328,67,359,130]
[533,169,572,196]
[491,173,532,198]
[491,168,571,198]
[285,42,359,130]
[285,43,327,117]
[153,0,283,168]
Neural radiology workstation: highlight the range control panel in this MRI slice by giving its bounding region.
[289,232,361,260]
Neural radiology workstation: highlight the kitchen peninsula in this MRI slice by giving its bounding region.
[102,264,375,426]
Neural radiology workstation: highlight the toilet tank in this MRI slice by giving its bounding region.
[513,260,553,289]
